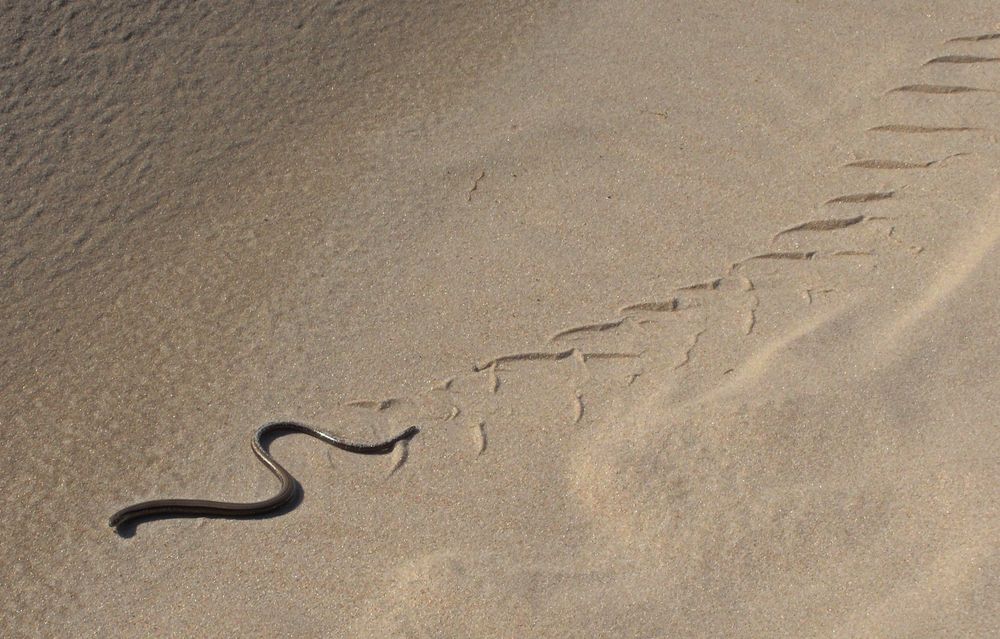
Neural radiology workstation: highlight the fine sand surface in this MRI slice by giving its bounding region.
[3,1,999,636]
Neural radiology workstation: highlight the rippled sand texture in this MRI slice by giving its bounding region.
[3,2,998,636]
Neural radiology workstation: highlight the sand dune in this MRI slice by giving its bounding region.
[3,1,998,636]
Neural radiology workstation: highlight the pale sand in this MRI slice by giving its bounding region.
[3,2,998,636]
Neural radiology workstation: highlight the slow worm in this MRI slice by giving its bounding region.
[109,421,418,532]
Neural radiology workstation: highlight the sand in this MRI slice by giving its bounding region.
[3,1,998,636]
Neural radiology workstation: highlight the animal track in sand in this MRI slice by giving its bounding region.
[473,350,577,372]
[473,349,640,373]
[738,251,817,265]
[676,278,723,292]
[467,170,486,202]
[829,250,876,257]
[924,54,1000,65]
[550,319,626,342]
[345,394,459,422]
[889,84,992,94]
[474,421,487,456]
[348,34,994,463]
[573,391,585,424]
[353,33,996,471]
[802,287,836,305]
[743,294,760,336]
[947,33,1000,43]
[846,160,928,169]
[432,377,454,391]
[618,299,680,314]
[345,398,400,411]
[773,216,867,239]
[582,351,644,362]
[868,124,982,133]
[825,191,895,205]
[394,30,996,463]
[674,327,708,369]
[845,153,968,169]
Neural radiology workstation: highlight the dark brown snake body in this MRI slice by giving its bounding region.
[109,422,418,533]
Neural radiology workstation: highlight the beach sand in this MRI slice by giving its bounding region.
[3,1,998,636]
